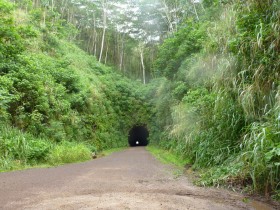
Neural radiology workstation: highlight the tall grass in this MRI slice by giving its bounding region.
[151,0,280,197]
[0,125,52,171]
[0,125,93,171]
[147,146,189,168]
[47,141,91,165]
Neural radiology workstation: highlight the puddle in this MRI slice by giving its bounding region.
[250,200,274,210]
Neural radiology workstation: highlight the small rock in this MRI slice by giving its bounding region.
[92,152,97,159]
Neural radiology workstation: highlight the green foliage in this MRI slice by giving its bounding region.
[1,21,150,149]
[147,146,189,168]
[0,126,92,171]
[46,141,91,165]
[101,147,126,156]
[0,125,52,171]
[153,21,207,79]
[149,0,280,198]
[0,76,14,122]
[241,121,280,193]
[0,0,152,172]
[1,0,278,200]
[0,0,25,74]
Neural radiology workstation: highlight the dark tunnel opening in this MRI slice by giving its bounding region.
[128,125,149,147]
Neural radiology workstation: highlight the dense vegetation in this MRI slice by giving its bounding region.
[0,0,279,201]
[0,0,151,171]
[149,0,280,199]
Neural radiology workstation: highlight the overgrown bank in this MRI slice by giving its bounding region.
[148,0,280,199]
[0,0,151,171]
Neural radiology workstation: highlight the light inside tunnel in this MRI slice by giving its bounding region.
[128,125,149,147]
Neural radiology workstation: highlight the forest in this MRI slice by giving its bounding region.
[0,0,279,200]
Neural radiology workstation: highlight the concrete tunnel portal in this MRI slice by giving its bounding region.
[128,125,149,147]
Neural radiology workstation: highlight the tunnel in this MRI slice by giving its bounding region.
[128,125,149,147]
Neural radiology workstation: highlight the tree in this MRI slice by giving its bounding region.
[99,0,107,62]
[138,43,146,84]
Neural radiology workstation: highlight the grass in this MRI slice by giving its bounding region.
[0,125,128,173]
[46,141,92,166]
[0,146,128,173]
[100,147,127,157]
[146,145,189,168]
[0,146,127,172]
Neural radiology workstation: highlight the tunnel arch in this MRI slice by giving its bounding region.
[128,125,149,147]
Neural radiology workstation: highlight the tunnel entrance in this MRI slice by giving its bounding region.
[128,125,149,147]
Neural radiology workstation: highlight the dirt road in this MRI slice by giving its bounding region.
[0,147,275,210]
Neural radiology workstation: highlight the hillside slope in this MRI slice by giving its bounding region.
[0,0,151,171]
[148,0,280,199]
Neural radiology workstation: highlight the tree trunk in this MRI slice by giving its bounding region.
[193,1,199,21]
[119,34,125,71]
[93,18,97,57]
[140,48,146,85]
[162,0,175,34]
[43,9,46,27]
[99,0,107,62]
[87,30,93,53]
[33,0,39,8]
[60,0,67,18]
[51,0,54,11]
[105,44,109,64]
[94,34,97,57]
